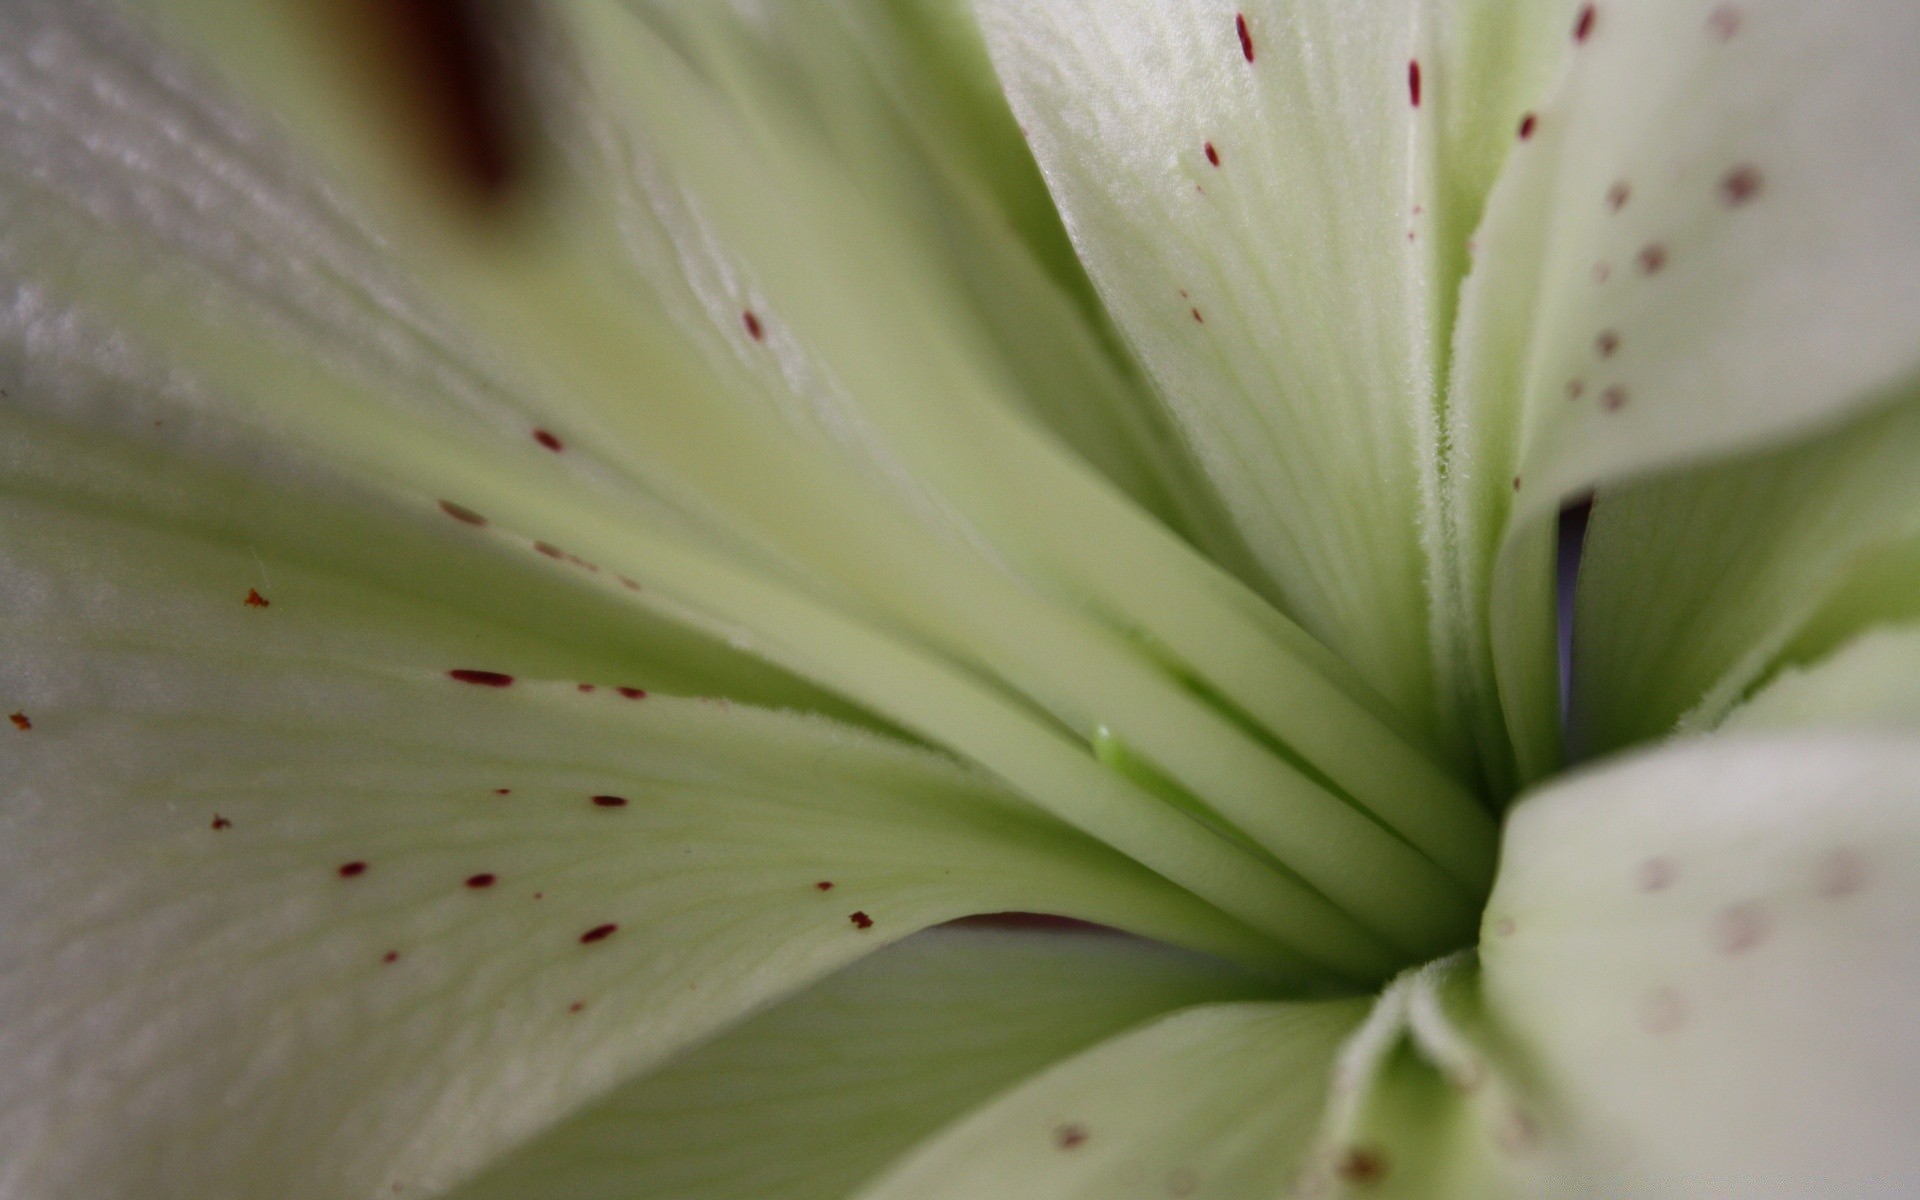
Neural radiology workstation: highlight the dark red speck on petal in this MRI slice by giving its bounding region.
[1596,329,1620,357]
[1203,141,1220,167]
[466,872,497,889]
[1408,59,1422,108]
[339,861,368,878]
[1235,13,1254,62]
[849,911,874,930]
[592,794,628,808]
[244,588,270,608]
[1708,5,1742,40]
[494,787,512,795]
[577,683,596,693]
[580,922,619,944]
[1055,1124,1089,1150]
[1637,243,1668,274]
[439,500,487,526]
[534,541,565,560]
[1517,112,1537,140]
[450,669,514,687]
[1574,4,1596,42]
[1191,307,1204,323]
[815,880,835,891]
[9,711,30,731]
[568,1000,585,1013]
[1606,181,1631,212]
[211,814,232,830]
[1601,385,1628,411]
[533,429,563,452]
[1336,1147,1390,1184]
[616,686,648,699]
[1720,164,1763,207]
[382,951,400,964]
[742,310,764,341]
[618,575,642,591]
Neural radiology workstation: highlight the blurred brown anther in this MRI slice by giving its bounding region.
[324,0,532,209]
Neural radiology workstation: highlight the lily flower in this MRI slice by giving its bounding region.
[5,0,1920,1194]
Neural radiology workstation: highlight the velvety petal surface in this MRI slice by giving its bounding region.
[977,0,1570,755]
[1473,735,1920,1194]
[1265,735,1920,1197]
[0,476,1280,1199]
[853,995,1368,1200]
[1723,624,1920,734]
[6,0,1499,975]
[1573,390,1920,754]
[445,926,1272,1200]
[1438,0,1920,784]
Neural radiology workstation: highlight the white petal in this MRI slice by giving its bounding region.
[1440,0,1920,782]
[1478,734,1920,1193]
[0,501,1275,1199]
[1574,391,1920,753]
[854,995,1367,1199]
[1724,623,1920,733]
[978,0,1571,751]
[447,926,1270,1200]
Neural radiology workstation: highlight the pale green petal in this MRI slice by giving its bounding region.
[1473,735,1920,1194]
[3,0,1484,970]
[1574,391,1920,753]
[0,497,1283,1199]
[976,0,1568,753]
[1275,736,1920,1197]
[1724,624,1920,733]
[622,0,1249,565]
[853,995,1368,1200]
[1439,0,1920,785]
[544,0,1492,934]
[446,926,1271,1200]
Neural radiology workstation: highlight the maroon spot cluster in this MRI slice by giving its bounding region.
[244,588,270,608]
[9,711,30,732]
[849,910,874,930]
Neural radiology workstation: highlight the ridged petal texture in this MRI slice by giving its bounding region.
[4,0,1920,1197]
